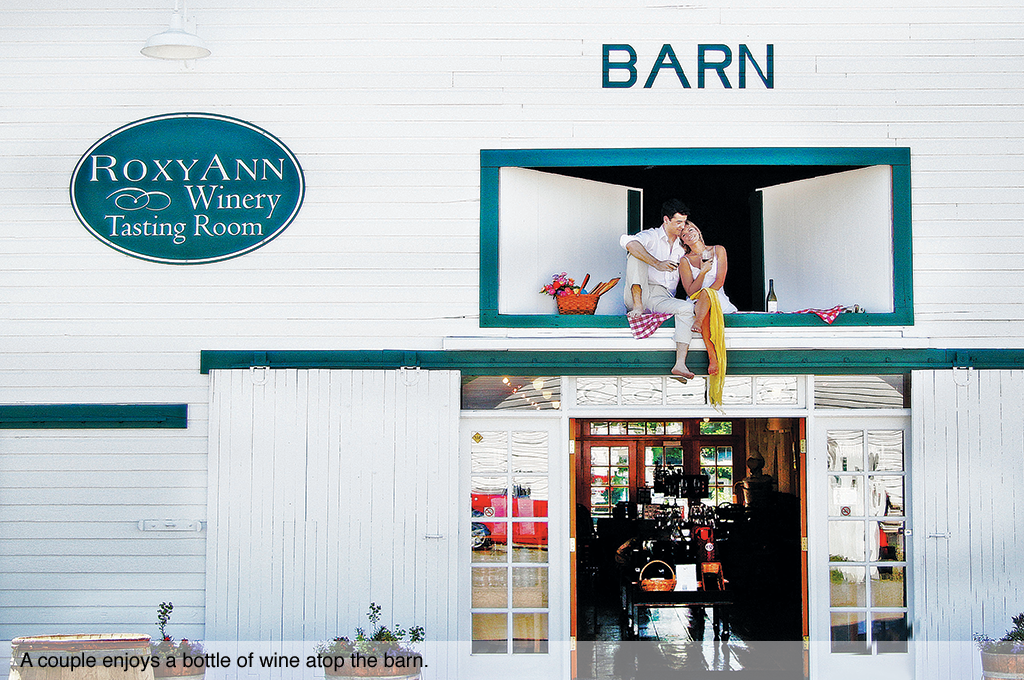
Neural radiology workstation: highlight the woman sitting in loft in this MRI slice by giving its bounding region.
[679,221,737,404]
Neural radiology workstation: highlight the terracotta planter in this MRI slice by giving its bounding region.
[982,651,1024,679]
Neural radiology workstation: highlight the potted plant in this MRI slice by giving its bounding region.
[151,602,206,679]
[975,612,1024,679]
[314,603,425,678]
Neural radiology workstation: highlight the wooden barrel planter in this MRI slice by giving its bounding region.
[982,651,1024,679]
[9,634,154,680]
[322,653,423,679]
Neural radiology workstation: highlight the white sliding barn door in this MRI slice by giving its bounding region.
[911,370,1024,680]
[498,167,639,316]
[760,165,894,313]
[206,368,460,674]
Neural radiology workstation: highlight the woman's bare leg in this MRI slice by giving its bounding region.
[694,291,719,375]
[702,311,719,375]
[691,293,710,333]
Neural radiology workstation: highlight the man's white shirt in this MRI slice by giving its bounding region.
[620,226,687,294]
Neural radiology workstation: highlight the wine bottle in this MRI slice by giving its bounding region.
[766,279,778,312]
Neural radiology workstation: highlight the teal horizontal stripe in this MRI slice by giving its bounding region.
[0,404,188,429]
[200,349,1024,375]
[481,147,910,168]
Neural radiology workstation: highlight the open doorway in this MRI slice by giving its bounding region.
[571,416,807,676]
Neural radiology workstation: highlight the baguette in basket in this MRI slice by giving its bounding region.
[547,275,619,315]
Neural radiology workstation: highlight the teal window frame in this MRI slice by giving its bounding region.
[479,147,913,328]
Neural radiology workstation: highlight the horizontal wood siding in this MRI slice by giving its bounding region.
[0,424,208,642]
[912,370,1024,679]
[1,2,1023,359]
[206,369,459,671]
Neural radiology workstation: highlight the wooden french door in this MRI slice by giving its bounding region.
[571,416,809,677]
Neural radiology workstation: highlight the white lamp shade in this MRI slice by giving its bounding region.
[142,12,210,60]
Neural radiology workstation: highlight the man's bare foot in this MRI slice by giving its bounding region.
[690,325,701,333]
[672,365,696,380]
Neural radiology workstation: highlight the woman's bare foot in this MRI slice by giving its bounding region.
[708,360,719,376]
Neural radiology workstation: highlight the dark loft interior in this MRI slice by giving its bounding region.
[533,165,859,311]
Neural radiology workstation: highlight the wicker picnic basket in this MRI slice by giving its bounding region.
[639,559,677,592]
[556,292,600,315]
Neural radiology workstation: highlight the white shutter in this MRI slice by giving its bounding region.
[498,167,639,316]
[760,165,894,313]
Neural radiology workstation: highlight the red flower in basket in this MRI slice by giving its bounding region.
[540,272,578,298]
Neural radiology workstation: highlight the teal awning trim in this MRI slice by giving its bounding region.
[0,404,189,429]
[200,349,1024,375]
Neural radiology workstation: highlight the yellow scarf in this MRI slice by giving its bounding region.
[690,288,726,408]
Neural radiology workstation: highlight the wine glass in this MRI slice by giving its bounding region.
[701,247,714,266]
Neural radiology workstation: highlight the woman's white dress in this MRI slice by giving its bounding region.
[686,255,739,313]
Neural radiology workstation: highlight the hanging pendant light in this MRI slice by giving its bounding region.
[142,1,210,61]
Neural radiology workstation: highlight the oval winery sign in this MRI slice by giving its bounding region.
[71,113,305,264]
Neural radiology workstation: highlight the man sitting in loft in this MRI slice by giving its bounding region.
[620,198,698,380]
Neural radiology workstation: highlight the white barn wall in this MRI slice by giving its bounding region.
[3,1,1024,371]
[0,424,208,642]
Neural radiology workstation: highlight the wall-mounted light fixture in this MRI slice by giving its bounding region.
[141,0,210,61]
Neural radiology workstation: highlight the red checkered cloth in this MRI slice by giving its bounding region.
[627,312,673,339]
[793,305,846,324]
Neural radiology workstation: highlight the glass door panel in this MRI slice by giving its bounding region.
[825,427,908,652]
[812,415,912,679]
[464,417,564,679]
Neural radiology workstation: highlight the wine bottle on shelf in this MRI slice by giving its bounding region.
[766,278,778,312]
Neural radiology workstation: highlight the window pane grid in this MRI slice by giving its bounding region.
[826,428,908,655]
[590,420,737,437]
[471,430,550,655]
[700,445,734,507]
[590,445,629,517]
